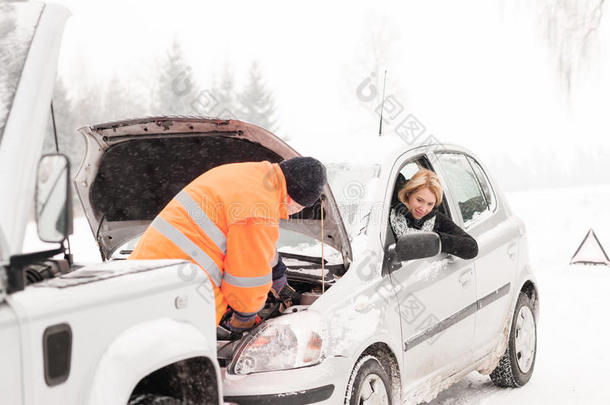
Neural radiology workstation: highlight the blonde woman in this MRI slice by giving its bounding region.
[390,169,478,260]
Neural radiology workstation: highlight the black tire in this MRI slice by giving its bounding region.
[127,394,182,405]
[345,355,392,405]
[490,292,537,388]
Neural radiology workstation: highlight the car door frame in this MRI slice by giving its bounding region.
[380,147,477,389]
[430,147,520,361]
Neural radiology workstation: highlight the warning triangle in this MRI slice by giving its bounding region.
[570,229,610,266]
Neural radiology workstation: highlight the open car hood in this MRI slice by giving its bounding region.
[74,117,352,267]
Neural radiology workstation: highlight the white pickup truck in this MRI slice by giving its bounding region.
[0,3,221,404]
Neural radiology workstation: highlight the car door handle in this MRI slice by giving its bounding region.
[458,269,473,287]
[507,243,517,260]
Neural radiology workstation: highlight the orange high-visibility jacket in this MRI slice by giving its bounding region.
[129,161,289,325]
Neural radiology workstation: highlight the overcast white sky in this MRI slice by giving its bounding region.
[52,0,609,167]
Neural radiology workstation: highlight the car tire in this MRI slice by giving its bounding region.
[127,394,182,405]
[345,355,392,405]
[490,291,537,388]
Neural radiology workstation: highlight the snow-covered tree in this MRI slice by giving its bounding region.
[237,61,277,131]
[211,65,238,119]
[103,75,141,121]
[539,0,606,93]
[155,39,199,115]
[42,78,85,175]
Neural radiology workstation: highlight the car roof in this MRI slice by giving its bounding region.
[377,139,478,170]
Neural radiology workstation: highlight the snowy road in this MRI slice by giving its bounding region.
[22,185,610,404]
[425,266,610,404]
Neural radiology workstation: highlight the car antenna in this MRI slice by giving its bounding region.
[320,196,325,293]
[50,102,60,152]
[51,102,73,264]
[378,69,387,137]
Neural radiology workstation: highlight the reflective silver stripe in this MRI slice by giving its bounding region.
[152,216,223,287]
[175,190,227,253]
[233,306,265,317]
[223,272,272,288]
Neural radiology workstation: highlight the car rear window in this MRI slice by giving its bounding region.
[466,156,497,212]
[437,153,489,224]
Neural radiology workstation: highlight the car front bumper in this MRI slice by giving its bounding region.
[222,356,352,405]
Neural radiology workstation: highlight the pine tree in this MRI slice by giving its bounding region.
[156,39,199,115]
[103,75,139,121]
[41,78,87,213]
[237,62,277,131]
[211,65,237,119]
[44,78,85,175]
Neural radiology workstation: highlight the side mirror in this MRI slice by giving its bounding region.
[388,232,441,268]
[36,154,73,243]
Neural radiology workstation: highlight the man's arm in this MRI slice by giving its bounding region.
[222,218,278,330]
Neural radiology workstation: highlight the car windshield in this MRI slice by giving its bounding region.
[274,162,380,264]
[277,228,343,264]
[112,163,380,262]
[327,162,381,237]
[0,2,42,142]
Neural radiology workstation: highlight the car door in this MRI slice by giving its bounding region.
[384,154,476,386]
[0,235,23,403]
[434,151,519,360]
[0,300,23,404]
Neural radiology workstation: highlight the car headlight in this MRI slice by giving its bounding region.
[230,311,326,375]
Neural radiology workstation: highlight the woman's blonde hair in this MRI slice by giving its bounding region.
[398,168,443,208]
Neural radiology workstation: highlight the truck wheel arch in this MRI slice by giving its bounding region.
[87,318,220,405]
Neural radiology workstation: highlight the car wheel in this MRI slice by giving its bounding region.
[345,355,392,405]
[490,291,537,388]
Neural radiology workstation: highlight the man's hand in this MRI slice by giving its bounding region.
[222,312,262,333]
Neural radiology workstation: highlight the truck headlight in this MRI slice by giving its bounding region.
[230,311,326,375]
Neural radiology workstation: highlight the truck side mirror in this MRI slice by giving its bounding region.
[36,154,73,243]
[387,232,441,270]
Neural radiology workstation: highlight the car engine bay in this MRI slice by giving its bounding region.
[216,252,345,367]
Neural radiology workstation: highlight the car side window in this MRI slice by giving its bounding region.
[386,156,453,247]
[390,161,423,211]
[436,153,488,224]
[466,156,496,212]
[392,158,451,218]
[399,162,422,180]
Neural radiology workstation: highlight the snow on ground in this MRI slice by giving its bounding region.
[22,184,610,404]
[22,216,100,262]
[424,184,610,405]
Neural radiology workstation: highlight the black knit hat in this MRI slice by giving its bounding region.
[279,157,327,207]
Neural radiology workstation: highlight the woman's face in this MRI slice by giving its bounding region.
[405,187,436,219]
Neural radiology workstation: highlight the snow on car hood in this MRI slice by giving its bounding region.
[74,117,352,266]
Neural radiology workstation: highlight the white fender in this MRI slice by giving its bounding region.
[87,318,218,405]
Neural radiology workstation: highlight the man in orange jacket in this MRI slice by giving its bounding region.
[129,157,327,332]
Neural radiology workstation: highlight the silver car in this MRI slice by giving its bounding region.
[78,117,538,404]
